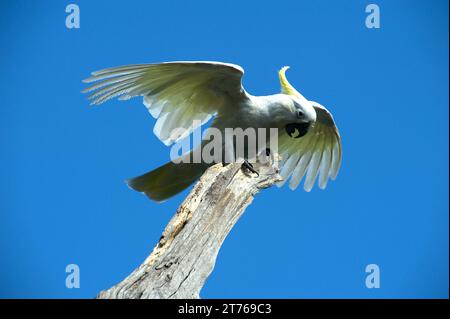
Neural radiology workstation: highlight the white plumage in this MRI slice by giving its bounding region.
[82,61,342,201]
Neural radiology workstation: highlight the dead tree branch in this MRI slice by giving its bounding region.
[97,157,281,299]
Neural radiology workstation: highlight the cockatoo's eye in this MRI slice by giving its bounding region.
[297,110,305,119]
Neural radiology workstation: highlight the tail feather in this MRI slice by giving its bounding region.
[126,161,209,202]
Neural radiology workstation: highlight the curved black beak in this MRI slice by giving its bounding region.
[285,122,310,139]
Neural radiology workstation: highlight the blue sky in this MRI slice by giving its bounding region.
[0,0,448,298]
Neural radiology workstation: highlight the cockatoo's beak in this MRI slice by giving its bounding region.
[285,122,311,138]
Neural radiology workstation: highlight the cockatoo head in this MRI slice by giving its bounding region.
[276,66,317,138]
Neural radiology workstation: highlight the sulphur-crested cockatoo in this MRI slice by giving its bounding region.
[82,61,341,201]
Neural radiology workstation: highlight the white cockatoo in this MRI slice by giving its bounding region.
[82,61,341,201]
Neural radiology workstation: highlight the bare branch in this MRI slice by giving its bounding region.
[97,157,281,299]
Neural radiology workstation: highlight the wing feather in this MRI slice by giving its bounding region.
[82,61,247,146]
[330,135,342,180]
[289,150,312,190]
[279,152,300,186]
[277,102,342,192]
[318,140,332,189]
[304,137,324,192]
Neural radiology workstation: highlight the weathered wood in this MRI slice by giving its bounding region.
[97,157,281,299]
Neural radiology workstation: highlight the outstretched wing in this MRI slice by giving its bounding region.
[277,102,342,192]
[82,61,247,146]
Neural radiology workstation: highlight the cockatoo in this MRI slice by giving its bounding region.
[82,61,341,201]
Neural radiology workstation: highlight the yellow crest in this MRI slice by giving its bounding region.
[278,66,312,107]
[278,66,302,98]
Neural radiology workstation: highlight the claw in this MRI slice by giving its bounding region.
[242,160,259,177]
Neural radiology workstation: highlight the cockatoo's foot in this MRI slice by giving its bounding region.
[241,160,259,177]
